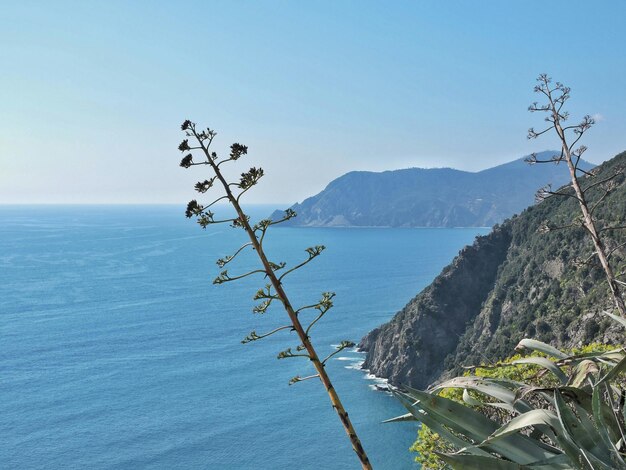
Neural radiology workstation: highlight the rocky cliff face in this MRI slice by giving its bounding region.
[360,226,512,388]
[360,151,626,389]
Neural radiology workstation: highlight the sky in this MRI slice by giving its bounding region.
[1,1,625,204]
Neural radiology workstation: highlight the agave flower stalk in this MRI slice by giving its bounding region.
[395,77,626,469]
[178,120,372,470]
[528,74,626,317]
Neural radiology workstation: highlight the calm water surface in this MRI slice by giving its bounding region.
[0,205,488,469]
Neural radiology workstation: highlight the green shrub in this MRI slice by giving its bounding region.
[409,342,617,469]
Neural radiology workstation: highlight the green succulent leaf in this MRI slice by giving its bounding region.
[569,360,600,388]
[398,387,559,464]
[516,339,569,360]
[591,384,626,467]
[479,409,560,446]
[512,357,568,384]
[463,388,483,407]
[553,390,608,464]
[431,376,533,413]
[598,353,626,385]
[394,391,493,458]
[435,452,528,469]
[381,413,417,423]
[602,310,626,330]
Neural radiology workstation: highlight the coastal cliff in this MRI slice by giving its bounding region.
[360,151,626,389]
[360,227,511,388]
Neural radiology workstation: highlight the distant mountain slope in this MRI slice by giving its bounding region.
[272,152,594,227]
[359,150,626,389]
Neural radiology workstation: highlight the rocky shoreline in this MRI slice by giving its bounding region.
[359,151,626,390]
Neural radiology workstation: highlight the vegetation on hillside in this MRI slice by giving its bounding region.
[527,74,625,316]
[360,149,626,390]
[411,344,616,468]
[396,75,626,469]
[448,149,626,372]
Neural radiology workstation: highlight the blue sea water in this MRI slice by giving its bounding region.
[0,205,489,469]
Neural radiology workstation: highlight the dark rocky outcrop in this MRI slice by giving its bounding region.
[360,226,512,389]
[360,151,626,389]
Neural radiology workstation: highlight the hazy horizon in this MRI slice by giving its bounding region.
[1,149,605,206]
[2,1,625,204]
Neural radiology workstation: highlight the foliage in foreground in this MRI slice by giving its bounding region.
[410,343,615,469]
[392,313,626,469]
[397,75,626,469]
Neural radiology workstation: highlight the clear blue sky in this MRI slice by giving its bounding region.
[2,1,625,204]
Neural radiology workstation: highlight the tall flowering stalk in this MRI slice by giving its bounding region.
[178,121,372,470]
[527,74,626,317]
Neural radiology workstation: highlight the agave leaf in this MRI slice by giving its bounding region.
[570,398,603,445]
[431,375,527,391]
[520,385,608,450]
[433,377,559,443]
[543,397,599,470]
[438,450,572,469]
[476,407,561,456]
[603,310,626,330]
[591,383,626,468]
[395,388,499,440]
[512,357,568,384]
[554,390,608,462]
[463,388,483,407]
[569,360,600,388]
[392,391,493,457]
[486,402,517,413]
[381,413,416,423]
[515,385,555,408]
[432,376,533,413]
[398,387,559,463]
[596,348,626,363]
[526,453,575,469]
[516,338,569,360]
[480,409,560,444]
[435,452,526,469]
[554,385,620,441]
[516,384,596,415]
[581,449,616,470]
[557,347,624,365]
[426,422,493,458]
[598,353,626,385]
[554,386,593,410]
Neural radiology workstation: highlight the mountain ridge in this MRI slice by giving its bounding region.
[359,150,626,389]
[272,152,594,228]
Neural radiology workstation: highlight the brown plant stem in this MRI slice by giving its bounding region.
[191,128,373,470]
[539,77,626,317]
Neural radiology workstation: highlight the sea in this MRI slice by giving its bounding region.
[0,205,489,469]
